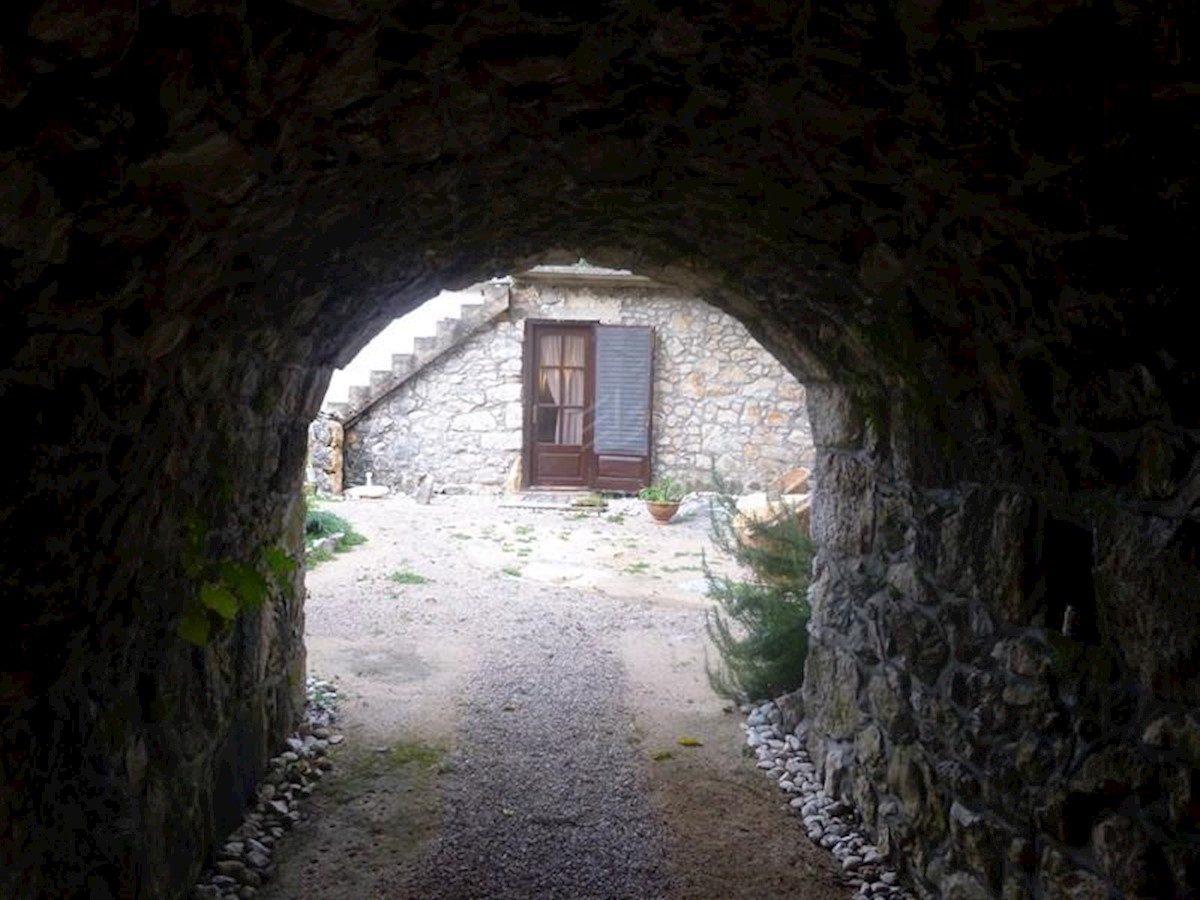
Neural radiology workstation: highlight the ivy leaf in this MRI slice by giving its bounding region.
[200,583,238,620]
[219,561,269,611]
[178,607,212,646]
[263,547,296,586]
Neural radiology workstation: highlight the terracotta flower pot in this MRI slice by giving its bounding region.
[645,500,681,523]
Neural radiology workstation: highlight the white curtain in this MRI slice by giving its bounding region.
[538,334,585,444]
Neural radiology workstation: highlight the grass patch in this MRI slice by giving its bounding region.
[501,565,522,577]
[514,524,535,536]
[572,494,608,508]
[623,560,650,575]
[389,569,430,585]
[677,736,704,747]
[305,506,367,559]
[450,532,472,540]
[388,742,445,768]
[306,545,335,568]
[605,513,626,524]
[650,750,674,762]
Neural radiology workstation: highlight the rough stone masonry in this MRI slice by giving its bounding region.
[338,274,812,495]
[1,3,1197,899]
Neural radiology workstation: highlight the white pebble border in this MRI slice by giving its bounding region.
[742,699,913,900]
[191,677,342,900]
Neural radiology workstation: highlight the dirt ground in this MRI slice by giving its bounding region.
[260,492,848,900]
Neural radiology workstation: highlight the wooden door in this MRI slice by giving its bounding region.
[523,322,653,492]
[526,324,592,487]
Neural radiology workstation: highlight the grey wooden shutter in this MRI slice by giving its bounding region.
[594,325,652,455]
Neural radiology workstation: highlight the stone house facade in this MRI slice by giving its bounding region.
[316,266,812,495]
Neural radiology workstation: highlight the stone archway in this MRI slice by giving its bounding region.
[2,4,1197,898]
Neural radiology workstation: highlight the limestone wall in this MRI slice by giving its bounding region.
[342,280,811,494]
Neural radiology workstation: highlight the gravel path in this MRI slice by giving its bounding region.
[256,493,848,900]
[402,615,670,899]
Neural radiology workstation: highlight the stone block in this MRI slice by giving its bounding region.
[803,642,864,740]
[451,410,497,432]
[1038,847,1110,900]
[1069,745,1152,797]
[854,722,885,768]
[485,381,522,404]
[932,489,1033,623]
[948,801,1004,888]
[939,872,992,900]
[866,667,915,738]
[882,603,948,686]
[1141,711,1200,764]
[886,743,947,843]
[1094,513,1200,705]
[942,600,997,663]
[773,465,812,494]
[1161,764,1198,827]
[806,383,865,449]
[774,688,805,732]
[810,451,874,554]
[822,739,856,800]
[990,636,1052,679]
[1090,813,1169,897]
[885,561,936,606]
[732,491,812,544]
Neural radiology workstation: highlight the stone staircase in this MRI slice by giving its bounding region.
[324,282,510,426]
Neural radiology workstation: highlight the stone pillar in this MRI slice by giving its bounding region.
[307,413,344,495]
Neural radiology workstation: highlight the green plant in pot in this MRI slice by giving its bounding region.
[639,477,686,523]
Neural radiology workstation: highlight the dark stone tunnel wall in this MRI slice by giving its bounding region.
[1,2,1197,898]
[803,382,1200,897]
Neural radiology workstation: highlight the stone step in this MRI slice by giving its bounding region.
[335,283,512,423]
[391,353,414,376]
[456,302,484,324]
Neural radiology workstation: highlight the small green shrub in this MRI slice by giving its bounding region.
[305,508,365,545]
[304,504,366,561]
[704,491,815,702]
